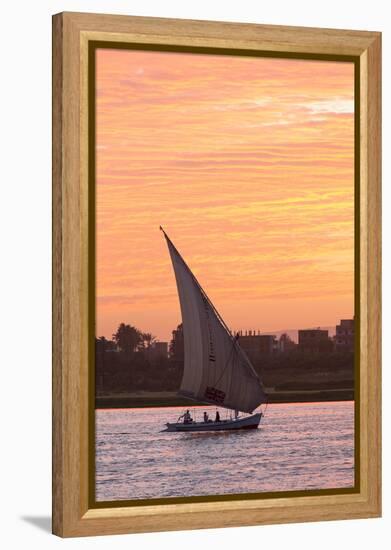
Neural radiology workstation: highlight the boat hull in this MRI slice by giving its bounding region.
[163,412,262,432]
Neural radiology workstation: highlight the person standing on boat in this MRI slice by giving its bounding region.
[203,411,209,423]
[215,410,220,422]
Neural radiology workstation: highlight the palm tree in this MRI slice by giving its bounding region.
[140,332,157,351]
[112,323,141,354]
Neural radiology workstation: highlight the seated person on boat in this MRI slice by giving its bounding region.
[179,410,192,424]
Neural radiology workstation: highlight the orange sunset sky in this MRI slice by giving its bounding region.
[96,49,355,342]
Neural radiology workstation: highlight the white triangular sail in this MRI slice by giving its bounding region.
[162,229,266,414]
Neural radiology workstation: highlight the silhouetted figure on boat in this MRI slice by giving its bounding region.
[215,410,220,422]
[203,411,209,423]
[179,410,192,424]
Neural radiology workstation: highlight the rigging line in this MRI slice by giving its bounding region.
[212,337,237,389]
[262,399,269,417]
[229,345,241,405]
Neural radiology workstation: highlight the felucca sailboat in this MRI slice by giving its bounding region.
[161,227,267,432]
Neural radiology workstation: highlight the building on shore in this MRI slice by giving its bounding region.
[278,333,297,353]
[335,318,354,352]
[298,329,333,354]
[169,323,184,362]
[238,331,278,363]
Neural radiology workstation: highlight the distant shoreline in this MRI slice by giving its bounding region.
[95,389,354,409]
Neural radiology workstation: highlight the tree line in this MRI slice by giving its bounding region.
[97,322,158,355]
[95,322,354,396]
[95,322,182,394]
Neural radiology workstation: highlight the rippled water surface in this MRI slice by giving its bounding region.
[96,401,354,501]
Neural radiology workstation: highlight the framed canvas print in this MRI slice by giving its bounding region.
[52,12,381,537]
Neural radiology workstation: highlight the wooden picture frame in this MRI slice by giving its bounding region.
[52,11,381,537]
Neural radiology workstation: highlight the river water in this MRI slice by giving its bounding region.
[95,401,354,501]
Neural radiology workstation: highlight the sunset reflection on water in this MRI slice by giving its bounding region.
[95,401,354,501]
